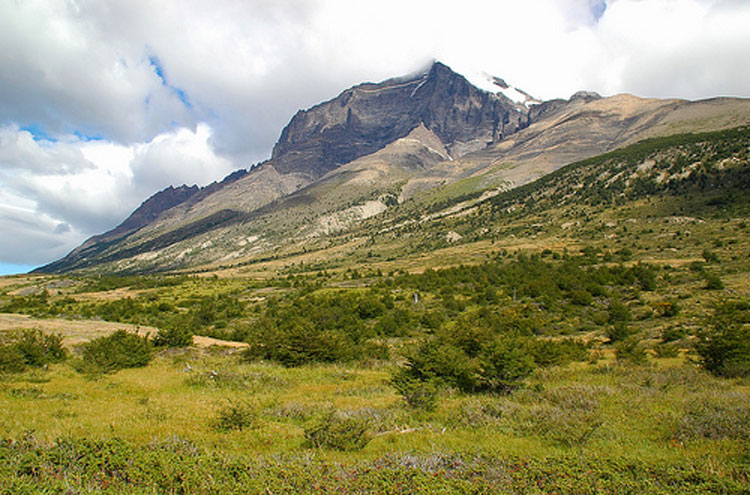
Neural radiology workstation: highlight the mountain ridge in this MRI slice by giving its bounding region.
[35,63,750,274]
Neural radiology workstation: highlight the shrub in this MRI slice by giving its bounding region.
[703,273,724,290]
[15,330,66,366]
[607,298,631,323]
[212,401,256,431]
[477,335,536,394]
[401,339,478,391]
[0,345,26,373]
[605,322,632,344]
[654,299,680,317]
[615,337,649,365]
[527,338,589,367]
[702,249,719,263]
[0,330,66,373]
[694,301,750,377]
[389,372,440,411]
[661,326,686,343]
[153,316,194,348]
[75,330,152,374]
[654,342,680,358]
[304,410,371,451]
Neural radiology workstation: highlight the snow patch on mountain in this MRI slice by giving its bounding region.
[464,72,541,108]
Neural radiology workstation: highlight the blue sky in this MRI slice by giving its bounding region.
[1,0,749,272]
[0,262,34,277]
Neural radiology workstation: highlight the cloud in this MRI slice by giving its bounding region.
[0,124,234,266]
[129,124,235,200]
[0,1,195,144]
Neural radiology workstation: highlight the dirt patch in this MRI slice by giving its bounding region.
[192,335,249,349]
[0,313,156,347]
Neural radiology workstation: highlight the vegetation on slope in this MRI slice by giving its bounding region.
[0,125,749,492]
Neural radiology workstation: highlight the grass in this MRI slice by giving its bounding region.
[1,352,748,492]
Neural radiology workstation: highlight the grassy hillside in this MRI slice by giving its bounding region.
[1,126,749,493]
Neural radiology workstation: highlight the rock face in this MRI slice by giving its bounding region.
[106,185,199,240]
[270,62,529,180]
[35,62,750,274]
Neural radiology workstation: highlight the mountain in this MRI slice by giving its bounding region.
[36,62,750,274]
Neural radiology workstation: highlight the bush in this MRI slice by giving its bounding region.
[75,330,152,374]
[703,273,724,290]
[477,335,536,394]
[661,326,686,343]
[615,337,649,365]
[389,372,440,411]
[14,330,66,366]
[607,298,631,323]
[694,301,750,377]
[0,330,66,373]
[304,410,371,451]
[702,249,719,263]
[397,339,478,392]
[153,316,194,348]
[527,338,589,367]
[654,299,680,317]
[0,345,26,373]
[212,401,256,431]
[606,322,632,344]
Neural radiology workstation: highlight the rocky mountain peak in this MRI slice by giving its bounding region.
[269,61,530,180]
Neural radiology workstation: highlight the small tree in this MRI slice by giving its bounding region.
[477,335,536,394]
[15,330,66,366]
[0,330,66,373]
[212,400,256,431]
[389,372,440,411]
[0,345,26,373]
[694,301,750,377]
[153,315,194,348]
[76,330,152,374]
[703,273,724,290]
[304,410,371,451]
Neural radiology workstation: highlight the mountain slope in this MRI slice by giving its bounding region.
[37,63,750,274]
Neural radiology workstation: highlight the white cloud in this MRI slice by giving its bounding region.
[0,123,234,266]
[130,124,235,200]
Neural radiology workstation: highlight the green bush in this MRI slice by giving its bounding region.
[153,315,194,348]
[607,298,631,323]
[14,330,66,366]
[527,338,589,367]
[661,326,686,343]
[212,401,256,431]
[304,410,371,451]
[694,301,750,377]
[398,338,478,392]
[0,345,26,373]
[703,272,724,290]
[75,330,152,374]
[702,248,719,263]
[0,330,66,373]
[605,322,632,344]
[477,335,536,394]
[615,337,649,365]
[389,372,440,411]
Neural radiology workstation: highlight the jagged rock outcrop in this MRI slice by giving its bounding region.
[270,62,529,180]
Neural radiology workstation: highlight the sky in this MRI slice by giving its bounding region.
[1,0,749,275]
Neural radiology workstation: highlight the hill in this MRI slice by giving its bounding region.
[36,63,750,274]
